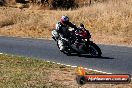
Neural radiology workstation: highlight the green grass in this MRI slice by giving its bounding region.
[0,53,104,88]
[0,54,72,88]
[0,54,131,88]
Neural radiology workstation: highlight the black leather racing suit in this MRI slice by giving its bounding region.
[56,21,77,39]
[56,22,77,51]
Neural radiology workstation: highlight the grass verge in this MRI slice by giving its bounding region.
[0,54,76,88]
[0,54,131,88]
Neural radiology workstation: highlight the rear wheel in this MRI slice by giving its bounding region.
[89,42,102,57]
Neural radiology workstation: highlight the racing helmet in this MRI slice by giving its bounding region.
[61,16,69,25]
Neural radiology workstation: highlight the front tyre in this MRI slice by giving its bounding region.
[89,43,102,57]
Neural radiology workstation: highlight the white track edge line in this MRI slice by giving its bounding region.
[1,52,131,79]
[46,61,114,75]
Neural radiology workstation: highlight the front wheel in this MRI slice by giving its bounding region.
[89,42,102,57]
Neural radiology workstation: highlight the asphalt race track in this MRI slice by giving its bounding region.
[0,36,132,75]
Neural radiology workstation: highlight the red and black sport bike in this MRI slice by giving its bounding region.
[52,23,102,57]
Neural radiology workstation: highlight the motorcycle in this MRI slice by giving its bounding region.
[51,23,102,57]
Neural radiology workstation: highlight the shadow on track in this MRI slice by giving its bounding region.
[66,53,115,59]
[98,56,115,59]
[79,55,115,59]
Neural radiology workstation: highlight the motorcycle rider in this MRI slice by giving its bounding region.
[55,16,78,51]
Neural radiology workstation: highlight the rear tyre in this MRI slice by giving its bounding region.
[89,43,102,57]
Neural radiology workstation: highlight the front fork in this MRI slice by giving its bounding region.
[83,40,92,53]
